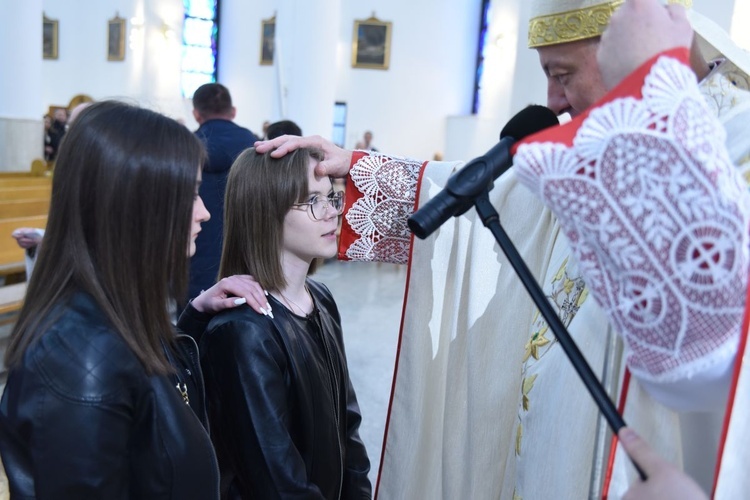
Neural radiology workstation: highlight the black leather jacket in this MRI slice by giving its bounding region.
[0,292,220,499]
[200,279,371,499]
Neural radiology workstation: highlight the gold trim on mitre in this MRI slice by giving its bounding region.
[528,0,692,48]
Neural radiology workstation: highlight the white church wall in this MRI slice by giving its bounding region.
[0,0,43,171]
[213,1,279,137]
[335,1,481,159]
[220,0,481,160]
[21,0,744,166]
[444,0,543,162]
[40,0,184,119]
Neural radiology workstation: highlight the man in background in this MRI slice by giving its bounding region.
[46,108,67,161]
[266,119,302,140]
[189,83,257,300]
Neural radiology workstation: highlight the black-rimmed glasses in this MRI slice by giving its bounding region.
[292,191,345,220]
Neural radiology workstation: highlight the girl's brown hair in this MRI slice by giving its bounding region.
[5,101,205,373]
[220,147,324,291]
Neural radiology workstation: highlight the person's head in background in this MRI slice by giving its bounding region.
[192,83,236,124]
[355,130,376,150]
[6,100,210,373]
[43,114,52,131]
[262,120,271,139]
[266,120,303,140]
[220,147,340,291]
[52,108,68,126]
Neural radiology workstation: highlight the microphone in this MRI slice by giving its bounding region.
[408,105,559,239]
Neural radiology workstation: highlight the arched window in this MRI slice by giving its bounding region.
[182,0,220,98]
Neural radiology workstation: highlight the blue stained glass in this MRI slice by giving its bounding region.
[473,0,491,114]
[182,46,216,73]
[182,0,219,98]
[184,0,216,20]
[183,18,215,46]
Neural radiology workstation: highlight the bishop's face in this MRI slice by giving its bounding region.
[537,37,608,118]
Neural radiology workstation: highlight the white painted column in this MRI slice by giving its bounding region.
[0,0,43,171]
[275,0,341,138]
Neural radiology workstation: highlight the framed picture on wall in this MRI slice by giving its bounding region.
[43,14,59,60]
[351,15,392,70]
[260,16,275,65]
[108,15,126,61]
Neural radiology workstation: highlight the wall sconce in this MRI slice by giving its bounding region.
[160,21,176,41]
[129,16,144,51]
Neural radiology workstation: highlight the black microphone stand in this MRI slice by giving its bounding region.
[473,190,647,481]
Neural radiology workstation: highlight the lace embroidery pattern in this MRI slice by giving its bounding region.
[514,56,750,381]
[345,154,422,264]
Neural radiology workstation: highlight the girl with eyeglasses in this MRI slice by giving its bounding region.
[199,147,371,499]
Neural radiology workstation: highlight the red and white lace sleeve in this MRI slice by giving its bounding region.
[514,49,750,383]
[338,151,426,264]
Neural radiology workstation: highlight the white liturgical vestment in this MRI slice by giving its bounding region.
[337,48,750,499]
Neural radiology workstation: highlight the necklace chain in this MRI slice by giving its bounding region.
[278,286,313,315]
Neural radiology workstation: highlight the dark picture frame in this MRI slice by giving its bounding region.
[351,16,392,70]
[43,14,59,60]
[260,16,275,65]
[108,15,126,61]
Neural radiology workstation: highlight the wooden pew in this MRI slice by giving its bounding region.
[0,175,50,323]
[0,282,26,322]
[1,199,50,218]
[0,177,51,188]
[0,186,51,202]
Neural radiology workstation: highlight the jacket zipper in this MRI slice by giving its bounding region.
[176,333,221,500]
[315,315,344,500]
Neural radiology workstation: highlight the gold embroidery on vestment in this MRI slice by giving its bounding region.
[514,256,589,470]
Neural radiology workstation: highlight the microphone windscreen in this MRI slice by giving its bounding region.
[500,105,559,140]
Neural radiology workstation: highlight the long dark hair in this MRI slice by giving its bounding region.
[5,101,205,373]
[220,148,323,291]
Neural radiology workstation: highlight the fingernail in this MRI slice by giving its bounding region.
[266,302,272,311]
[268,310,274,319]
[233,298,247,305]
[259,307,268,316]
[264,290,269,296]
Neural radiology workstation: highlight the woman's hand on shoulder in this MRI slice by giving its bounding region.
[192,275,273,318]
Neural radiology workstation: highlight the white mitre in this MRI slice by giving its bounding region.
[527,0,750,78]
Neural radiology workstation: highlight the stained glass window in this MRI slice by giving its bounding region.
[472,0,491,114]
[181,0,219,98]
